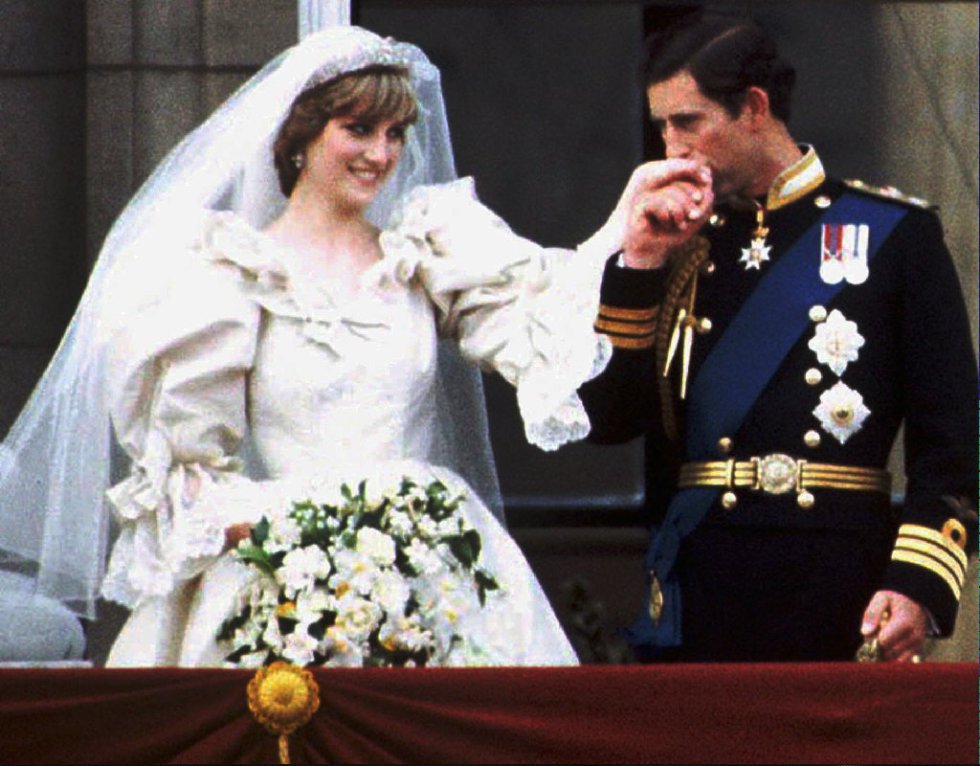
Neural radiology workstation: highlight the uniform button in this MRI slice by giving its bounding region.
[700,260,716,276]
[697,317,713,334]
[814,195,832,209]
[717,437,733,455]
[797,490,815,509]
[805,368,823,386]
[809,305,828,322]
[721,491,738,510]
[804,430,822,448]
[942,519,968,550]
[709,212,726,228]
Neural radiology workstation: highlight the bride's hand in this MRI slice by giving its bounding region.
[620,159,713,269]
[224,523,253,551]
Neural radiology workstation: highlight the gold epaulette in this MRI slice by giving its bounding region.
[594,304,659,349]
[844,179,934,210]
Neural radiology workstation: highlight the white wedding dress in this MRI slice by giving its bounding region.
[102,179,607,667]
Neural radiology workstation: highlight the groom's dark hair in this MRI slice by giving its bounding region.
[644,13,796,124]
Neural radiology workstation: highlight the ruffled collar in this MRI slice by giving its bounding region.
[197,211,390,353]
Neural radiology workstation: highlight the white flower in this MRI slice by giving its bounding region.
[417,516,439,538]
[371,570,410,615]
[265,513,303,553]
[278,545,332,596]
[356,527,396,567]
[334,592,383,643]
[247,577,279,610]
[379,618,432,654]
[808,309,864,376]
[387,509,414,538]
[331,547,381,596]
[282,628,320,666]
[222,477,499,669]
[232,622,262,647]
[405,538,445,575]
[262,615,284,651]
[436,517,461,537]
[295,587,332,624]
[324,625,365,667]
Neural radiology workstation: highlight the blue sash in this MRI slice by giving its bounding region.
[628,191,908,649]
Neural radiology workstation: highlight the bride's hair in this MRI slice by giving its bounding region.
[273,64,419,196]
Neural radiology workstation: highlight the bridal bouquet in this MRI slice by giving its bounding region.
[218,477,500,668]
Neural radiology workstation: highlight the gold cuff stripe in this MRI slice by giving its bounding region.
[898,524,969,571]
[895,538,967,583]
[598,304,660,321]
[608,334,656,350]
[891,549,962,600]
[594,317,658,336]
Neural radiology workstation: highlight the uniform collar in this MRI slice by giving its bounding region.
[765,145,825,211]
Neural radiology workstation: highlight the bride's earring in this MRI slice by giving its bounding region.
[291,152,305,170]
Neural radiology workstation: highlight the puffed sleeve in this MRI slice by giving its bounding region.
[100,220,262,609]
[377,178,611,451]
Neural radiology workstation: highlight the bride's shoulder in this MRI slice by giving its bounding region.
[384,177,487,231]
[192,210,289,290]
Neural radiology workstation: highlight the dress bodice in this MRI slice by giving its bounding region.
[249,281,440,478]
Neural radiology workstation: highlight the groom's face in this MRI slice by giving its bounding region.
[646,70,756,200]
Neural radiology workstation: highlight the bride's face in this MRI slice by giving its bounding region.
[303,113,408,210]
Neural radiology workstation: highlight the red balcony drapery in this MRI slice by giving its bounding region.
[0,663,974,764]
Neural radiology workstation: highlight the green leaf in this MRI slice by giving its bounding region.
[445,530,482,568]
[462,529,482,560]
[250,517,271,546]
[475,569,499,590]
[235,545,276,577]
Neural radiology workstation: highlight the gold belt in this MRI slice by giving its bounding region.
[677,454,891,509]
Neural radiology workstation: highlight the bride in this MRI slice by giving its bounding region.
[0,27,626,667]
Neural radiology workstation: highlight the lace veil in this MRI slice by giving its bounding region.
[0,26,502,619]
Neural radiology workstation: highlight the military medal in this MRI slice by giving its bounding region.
[821,223,869,285]
[739,205,771,270]
[813,380,871,444]
[808,309,865,376]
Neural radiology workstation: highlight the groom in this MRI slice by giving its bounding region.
[580,13,977,662]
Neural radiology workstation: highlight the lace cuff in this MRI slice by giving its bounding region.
[101,439,245,608]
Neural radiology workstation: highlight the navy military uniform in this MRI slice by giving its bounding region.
[580,148,977,661]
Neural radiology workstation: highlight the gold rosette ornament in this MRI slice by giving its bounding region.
[248,662,321,764]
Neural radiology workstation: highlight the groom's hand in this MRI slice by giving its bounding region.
[621,159,713,269]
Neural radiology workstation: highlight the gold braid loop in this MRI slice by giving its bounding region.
[654,236,711,441]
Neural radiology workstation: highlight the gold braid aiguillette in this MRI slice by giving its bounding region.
[655,236,711,440]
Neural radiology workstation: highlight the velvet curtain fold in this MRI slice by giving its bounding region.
[0,664,974,764]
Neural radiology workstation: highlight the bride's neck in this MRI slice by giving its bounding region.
[265,187,377,257]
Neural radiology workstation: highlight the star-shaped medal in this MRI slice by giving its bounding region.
[739,236,771,270]
[739,206,772,271]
